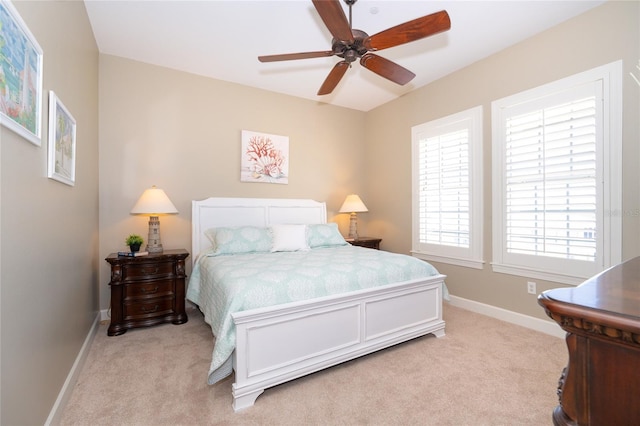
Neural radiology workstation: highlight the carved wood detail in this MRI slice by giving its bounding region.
[539,256,640,425]
[544,312,640,349]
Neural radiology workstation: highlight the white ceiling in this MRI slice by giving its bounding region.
[84,0,605,112]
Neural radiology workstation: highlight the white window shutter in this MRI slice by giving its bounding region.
[492,61,622,284]
[412,106,483,269]
[419,129,470,248]
[504,96,597,262]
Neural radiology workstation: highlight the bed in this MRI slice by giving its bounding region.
[187,197,447,411]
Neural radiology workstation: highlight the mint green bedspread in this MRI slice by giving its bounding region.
[187,245,443,385]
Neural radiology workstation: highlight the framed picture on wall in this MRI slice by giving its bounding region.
[0,0,43,146]
[241,130,289,184]
[47,91,76,186]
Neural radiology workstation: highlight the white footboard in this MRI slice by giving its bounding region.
[231,274,446,411]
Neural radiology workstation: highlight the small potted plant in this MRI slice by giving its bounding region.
[125,234,144,252]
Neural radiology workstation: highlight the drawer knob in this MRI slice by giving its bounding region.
[140,286,159,294]
[141,305,159,313]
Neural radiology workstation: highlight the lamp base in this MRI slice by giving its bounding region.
[147,245,163,254]
[146,215,164,253]
[348,212,359,240]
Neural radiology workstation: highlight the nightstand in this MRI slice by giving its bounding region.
[347,237,382,250]
[105,249,189,336]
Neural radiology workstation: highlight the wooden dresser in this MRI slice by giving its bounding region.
[106,249,189,336]
[538,257,640,425]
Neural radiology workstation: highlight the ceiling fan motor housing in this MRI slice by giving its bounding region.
[332,29,370,63]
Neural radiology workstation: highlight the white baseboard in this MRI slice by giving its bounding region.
[447,295,566,339]
[45,312,101,425]
[100,308,109,322]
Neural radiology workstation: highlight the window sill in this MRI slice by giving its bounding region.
[412,251,484,269]
[491,263,586,286]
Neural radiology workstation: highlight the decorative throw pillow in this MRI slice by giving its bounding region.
[307,223,348,248]
[204,226,272,255]
[270,224,310,252]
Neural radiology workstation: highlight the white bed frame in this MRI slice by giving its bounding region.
[192,197,446,411]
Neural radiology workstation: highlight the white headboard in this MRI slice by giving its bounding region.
[191,197,327,263]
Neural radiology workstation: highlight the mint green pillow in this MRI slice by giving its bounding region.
[205,226,272,255]
[307,223,348,248]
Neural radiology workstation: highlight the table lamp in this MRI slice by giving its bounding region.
[130,185,178,253]
[339,194,368,239]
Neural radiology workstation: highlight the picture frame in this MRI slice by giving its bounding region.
[241,130,289,184]
[0,0,43,146]
[47,91,76,186]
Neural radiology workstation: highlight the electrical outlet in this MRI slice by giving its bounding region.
[527,281,537,295]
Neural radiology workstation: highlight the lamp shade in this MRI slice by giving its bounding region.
[130,186,178,215]
[339,194,368,213]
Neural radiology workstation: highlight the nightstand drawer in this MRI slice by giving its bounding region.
[122,261,174,280]
[124,297,174,320]
[124,279,174,300]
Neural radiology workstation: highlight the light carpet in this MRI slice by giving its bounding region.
[59,303,566,425]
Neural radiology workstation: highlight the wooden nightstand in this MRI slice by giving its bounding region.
[347,237,382,250]
[105,249,189,336]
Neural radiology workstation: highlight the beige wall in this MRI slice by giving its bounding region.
[0,1,99,424]
[365,0,640,320]
[1,1,638,423]
[98,55,366,310]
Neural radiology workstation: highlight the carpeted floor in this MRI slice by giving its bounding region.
[59,303,566,425]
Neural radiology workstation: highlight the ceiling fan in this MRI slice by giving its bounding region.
[258,0,451,96]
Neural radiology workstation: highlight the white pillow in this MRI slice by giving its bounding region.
[270,224,310,252]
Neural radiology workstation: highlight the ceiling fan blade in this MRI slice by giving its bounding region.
[364,10,451,51]
[318,61,350,95]
[360,53,415,86]
[312,0,354,44]
[259,51,334,62]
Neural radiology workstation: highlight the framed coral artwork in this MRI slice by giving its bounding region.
[241,130,289,184]
[0,0,43,146]
[47,91,76,186]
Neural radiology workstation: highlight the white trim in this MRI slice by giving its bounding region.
[603,61,623,267]
[491,263,586,286]
[100,308,109,321]
[447,295,566,339]
[412,251,485,270]
[45,312,101,426]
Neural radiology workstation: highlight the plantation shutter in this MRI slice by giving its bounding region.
[418,129,470,248]
[504,93,598,262]
[492,62,621,283]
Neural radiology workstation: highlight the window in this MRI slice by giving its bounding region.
[492,61,622,284]
[412,106,483,269]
